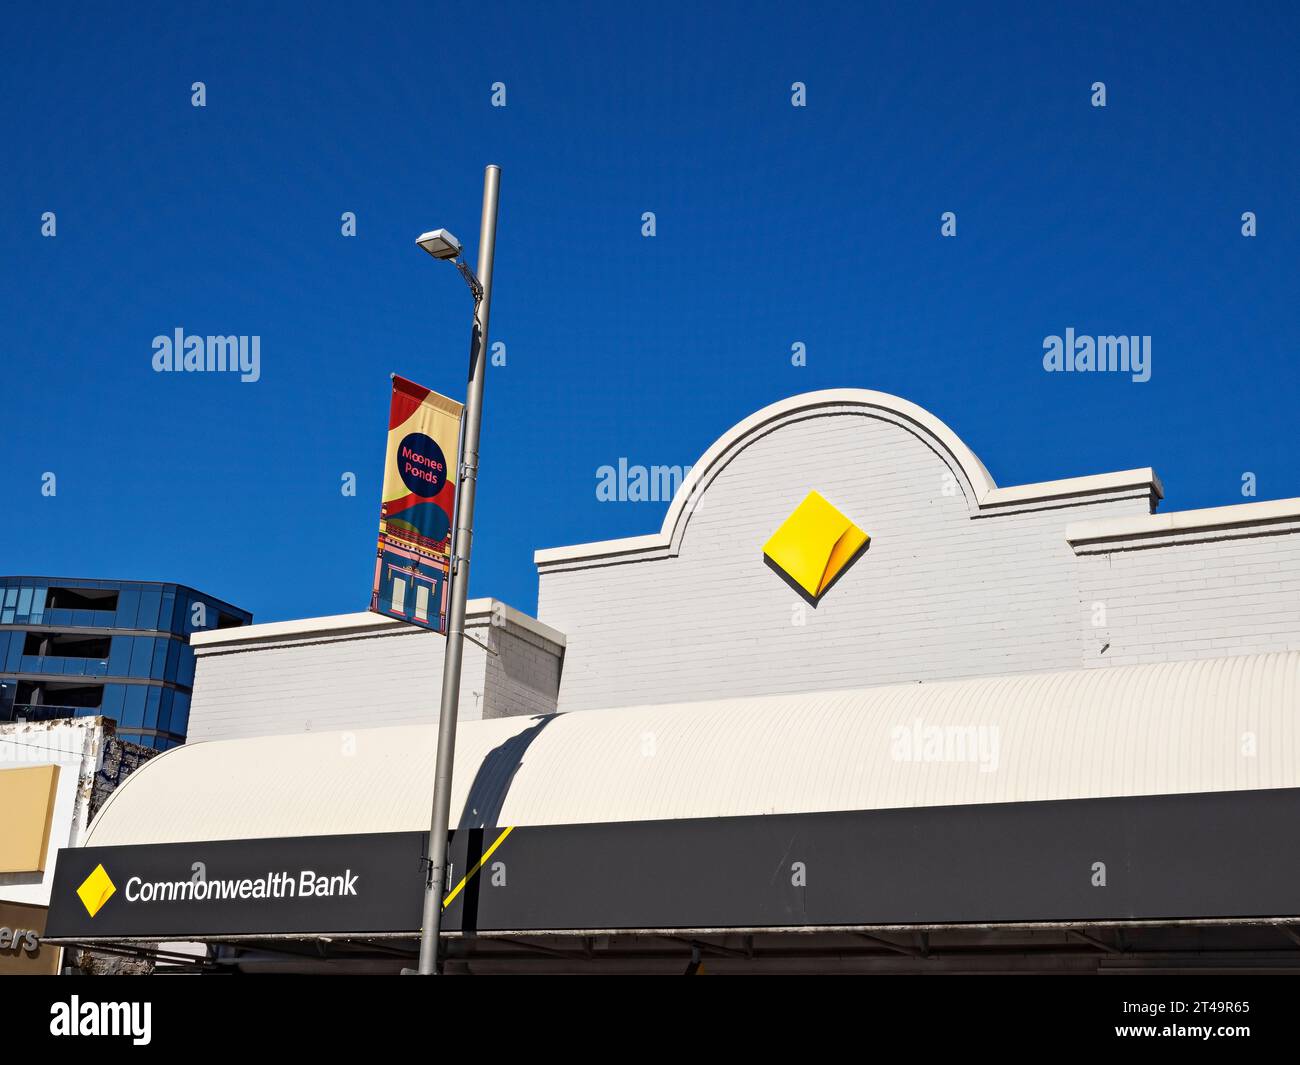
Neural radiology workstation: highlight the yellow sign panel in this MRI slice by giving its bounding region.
[763,491,869,602]
[76,864,117,918]
[0,764,60,874]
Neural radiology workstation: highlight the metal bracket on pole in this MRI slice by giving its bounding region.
[455,259,484,303]
[463,630,498,657]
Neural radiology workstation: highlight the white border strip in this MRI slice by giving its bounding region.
[534,389,1163,569]
[191,601,565,649]
[981,468,1162,508]
[1066,496,1300,547]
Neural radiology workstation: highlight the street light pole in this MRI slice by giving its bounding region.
[416,164,500,975]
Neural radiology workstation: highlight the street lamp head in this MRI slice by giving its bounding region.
[415,229,463,261]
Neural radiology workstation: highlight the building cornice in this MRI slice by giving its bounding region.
[190,601,565,652]
[534,389,1163,571]
[1066,496,1300,552]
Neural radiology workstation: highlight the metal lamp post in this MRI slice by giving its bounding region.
[413,164,500,975]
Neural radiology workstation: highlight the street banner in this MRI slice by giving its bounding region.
[370,375,463,632]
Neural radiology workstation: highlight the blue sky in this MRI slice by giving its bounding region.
[1,2,1297,622]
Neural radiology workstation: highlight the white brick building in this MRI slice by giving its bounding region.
[187,602,564,742]
[536,389,1300,711]
[55,388,1300,973]
[187,388,1300,740]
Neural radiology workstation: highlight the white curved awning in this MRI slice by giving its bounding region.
[87,651,1300,846]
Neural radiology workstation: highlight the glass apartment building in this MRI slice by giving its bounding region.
[0,577,250,749]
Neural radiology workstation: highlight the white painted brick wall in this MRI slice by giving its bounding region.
[188,617,563,742]
[536,409,1295,713]
[1078,536,1300,667]
[483,627,565,721]
[187,406,1300,734]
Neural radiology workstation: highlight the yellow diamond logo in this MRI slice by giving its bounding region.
[763,491,870,605]
[76,864,117,918]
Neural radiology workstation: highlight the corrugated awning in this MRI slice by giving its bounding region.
[86,651,1300,847]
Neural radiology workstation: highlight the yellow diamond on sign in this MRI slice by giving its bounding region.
[763,491,869,604]
[76,863,117,918]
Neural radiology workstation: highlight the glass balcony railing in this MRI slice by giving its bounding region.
[0,703,98,723]
[39,607,120,629]
[16,654,110,677]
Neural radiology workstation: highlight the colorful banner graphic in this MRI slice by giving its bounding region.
[370,375,463,632]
